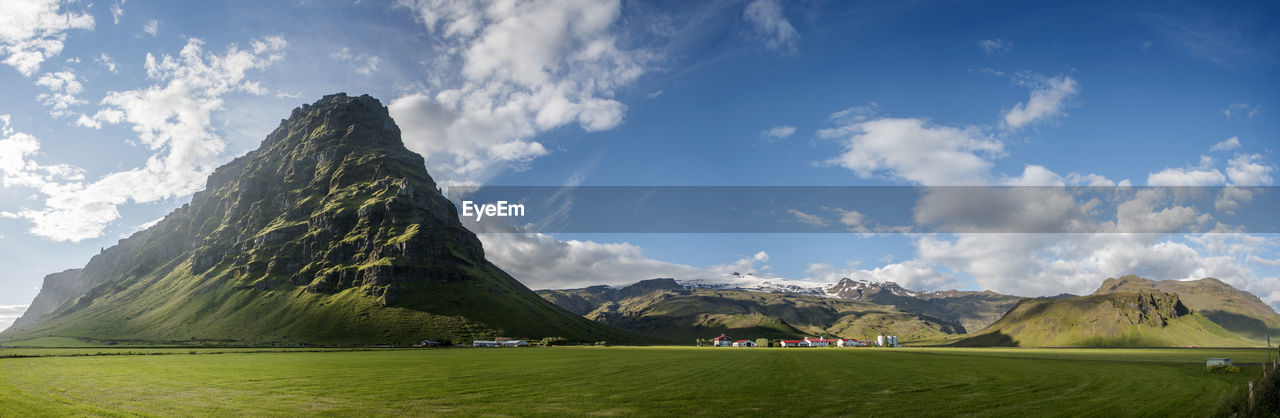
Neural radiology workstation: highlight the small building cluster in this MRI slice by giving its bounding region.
[708,334,900,348]
[473,337,530,348]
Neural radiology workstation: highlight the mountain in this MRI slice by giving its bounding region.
[1093,275,1280,344]
[1,93,633,346]
[538,278,964,343]
[9,268,83,330]
[955,290,1250,347]
[825,278,1023,333]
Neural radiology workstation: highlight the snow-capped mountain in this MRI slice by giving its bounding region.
[824,278,919,300]
[674,272,831,297]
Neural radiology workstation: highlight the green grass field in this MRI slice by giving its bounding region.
[0,346,1264,416]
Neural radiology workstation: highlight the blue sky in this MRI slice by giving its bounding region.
[0,0,1277,329]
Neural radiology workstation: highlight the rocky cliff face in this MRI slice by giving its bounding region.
[10,268,82,330]
[3,94,633,345]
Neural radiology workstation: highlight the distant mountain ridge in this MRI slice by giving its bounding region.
[538,278,972,343]
[2,93,634,345]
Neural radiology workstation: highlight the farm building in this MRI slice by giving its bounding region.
[875,335,900,347]
[473,340,500,347]
[712,334,734,347]
[502,340,529,347]
[419,340,439,347]
[804,337,835,347]
[732,340,756,347]
[780,339,804,347]
[837,338,863,347]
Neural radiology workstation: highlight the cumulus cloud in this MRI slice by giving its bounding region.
[0,305,30,332]
[711,251,771,275]
[478,233,711,289]
[35,70,86,116]
[390,0,650,184]
[743,0,798,52]
[808,260,958,292]
[1225,153,1274,186]
[1002,74,1079,130]
[0,0,95,76]
[1147,157,1226,186]
[8,36,287,241]
[977,39,1012,55]
[820,117,1003,185]
[1222,103,1261,120]
[761,125,796,139]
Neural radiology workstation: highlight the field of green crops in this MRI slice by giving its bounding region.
[0,346,1264,416]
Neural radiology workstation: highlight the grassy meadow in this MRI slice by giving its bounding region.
[0,345,1264,416]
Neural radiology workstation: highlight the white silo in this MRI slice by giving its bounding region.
[889,336,898,347]
[877,335,885,347]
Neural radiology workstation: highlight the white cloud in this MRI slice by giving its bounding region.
[1225,153,1273,186]
[330,46,380,76]
[10,36,287,241]
[1066,172,1127,187]
[111,0,126,25]
[645,89,663,99]
[0,304,30,332]
[1002,74,1079,130]
[35,70,86,116]
[1222,103,1261,120]
[788,209,826,227]
[0,0,95,76]
[743,0,798,52]
[820,117,1003,185]
[1210,136,1240,152]
[143,19,158,37]
[96,52,118,73]
[1147,166,1225,186]
[478,233,710,289]
[761,125,795,139]
[390,0,650,184]
[711,250,772,275]
[977,38,1012,55]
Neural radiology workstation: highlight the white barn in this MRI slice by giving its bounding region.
[804,337,834,347]
[837,338,863,347]
[780,340,803,347]
[732,340,756,347]
[712,333,734,347]
[473,340,500,347]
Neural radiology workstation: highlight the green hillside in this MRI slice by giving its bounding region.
[1094,275,1280,344]
[1,94,635,346]
[539,279,962,343]
[955,290,1252,347]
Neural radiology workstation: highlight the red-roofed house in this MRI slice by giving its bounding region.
[732,340,756,347]
[780,339,804,347]
[837,338,863,347]
[804,337,835,347]
[712,334,734,347]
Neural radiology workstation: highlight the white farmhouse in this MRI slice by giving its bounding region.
[732,340,756,347]
[837,338,863,347]
[803,337,834,347]
[712,333,734,347]
[780,339,803,347]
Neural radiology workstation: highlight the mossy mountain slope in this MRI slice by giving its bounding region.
[955,290,1250,347]
[2,93,632,345]
[538,279,964,343]
[1094,275,1280,344]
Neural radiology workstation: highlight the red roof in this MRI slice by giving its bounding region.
[735,340,752,343]
[805,338,835,342]
[713,333,732,341]
[780,340,803,343]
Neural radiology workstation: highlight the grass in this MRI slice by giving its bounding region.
[0,346,1260,416]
